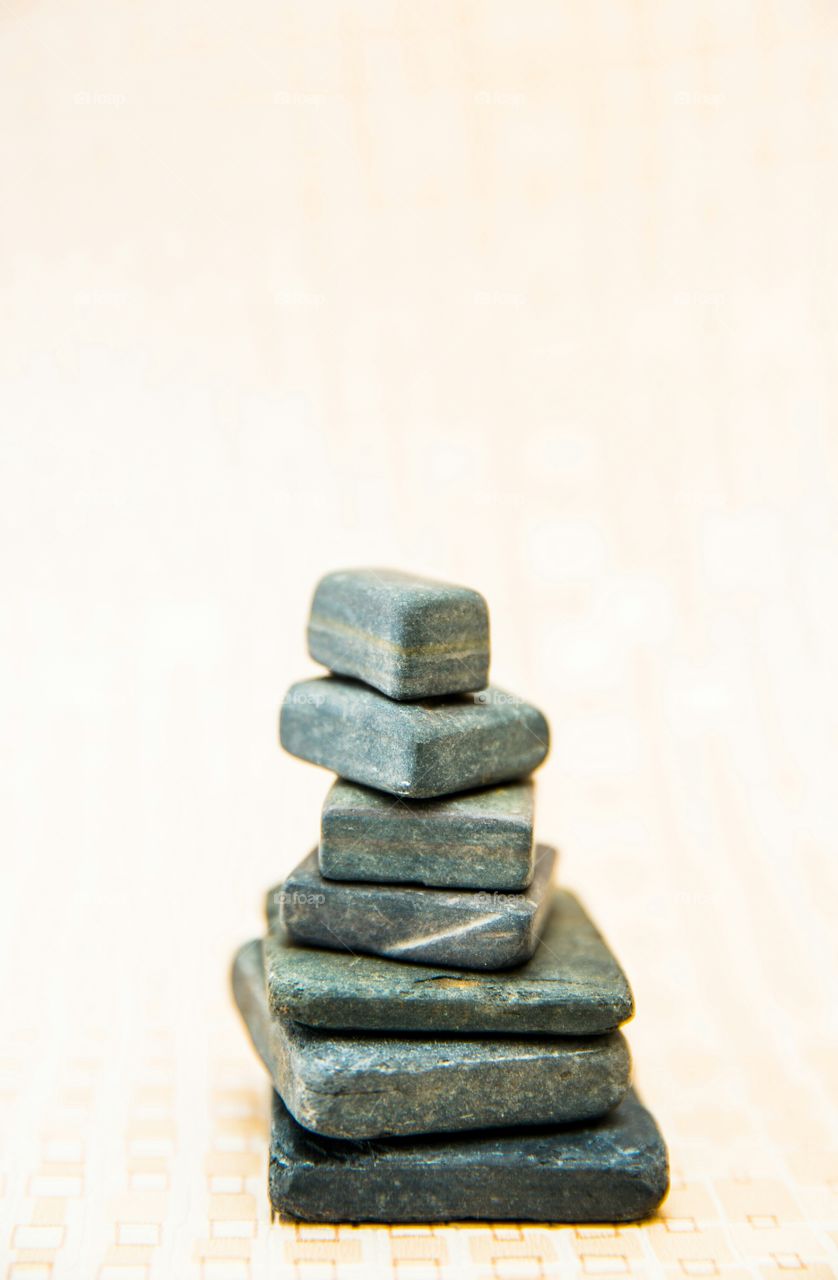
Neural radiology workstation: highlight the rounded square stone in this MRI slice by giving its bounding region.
[268,1087,669,1222]
[233,939,631,1140]
[307,567,490,700]
[319,778,536,890]
[279,677,549,798]
[269,844,556,970]
[264,888,634,1035]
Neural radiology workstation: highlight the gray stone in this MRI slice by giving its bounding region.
[307,567,490,700]
[233,939,631,1140]
[269,844,556,970]
[269,1088,669,1223]
[279,678,549,799]
[319,777,537,890]
[265,889,634,1035]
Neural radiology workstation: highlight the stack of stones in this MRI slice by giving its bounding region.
[232,568,668,1223]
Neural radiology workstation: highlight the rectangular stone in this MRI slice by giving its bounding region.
[307,567,490,700]
[268,1088,669,1222]
[264,888,634,1035]
[279,678,549,798]
[319,777,536,890]
[268,844,556,970]
[232,939,630,1140]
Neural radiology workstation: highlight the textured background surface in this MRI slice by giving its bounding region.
[2,1,837,1276]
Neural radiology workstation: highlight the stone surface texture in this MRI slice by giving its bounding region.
[270,843,556,970]
[307,567,490,700]
[319,777,536,889]
[279,677,549,798]
[265,888,634,1035]
[268,1087,669,1222]
[233,939,631,1140]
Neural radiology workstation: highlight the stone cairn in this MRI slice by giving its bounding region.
[232,568,668,1223]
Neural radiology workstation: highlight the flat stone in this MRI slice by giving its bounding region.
[279,678,549,798]
[269,1088,669,1223]
[233,939,631,1140]
[307,567,490,700]
[268,844,556,970]
[264,888,634,1035]
[319,777,537,890]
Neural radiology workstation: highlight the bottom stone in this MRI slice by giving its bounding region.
[269,1088,669,1223]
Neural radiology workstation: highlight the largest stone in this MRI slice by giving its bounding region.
[269,1088,669,1223]
[279,677,549,798]
[233,939,630,1140]
[307,567,490,700]
[265,889,633,1035]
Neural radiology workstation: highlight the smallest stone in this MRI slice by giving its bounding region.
[307,567,490,701]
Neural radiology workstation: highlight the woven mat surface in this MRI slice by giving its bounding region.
[2,2,837,1276]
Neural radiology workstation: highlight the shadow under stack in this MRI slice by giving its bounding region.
[232,568,669,1223]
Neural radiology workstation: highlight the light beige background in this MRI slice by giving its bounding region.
[2,1,837,1277]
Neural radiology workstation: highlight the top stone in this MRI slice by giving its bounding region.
[307,568,490,700]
